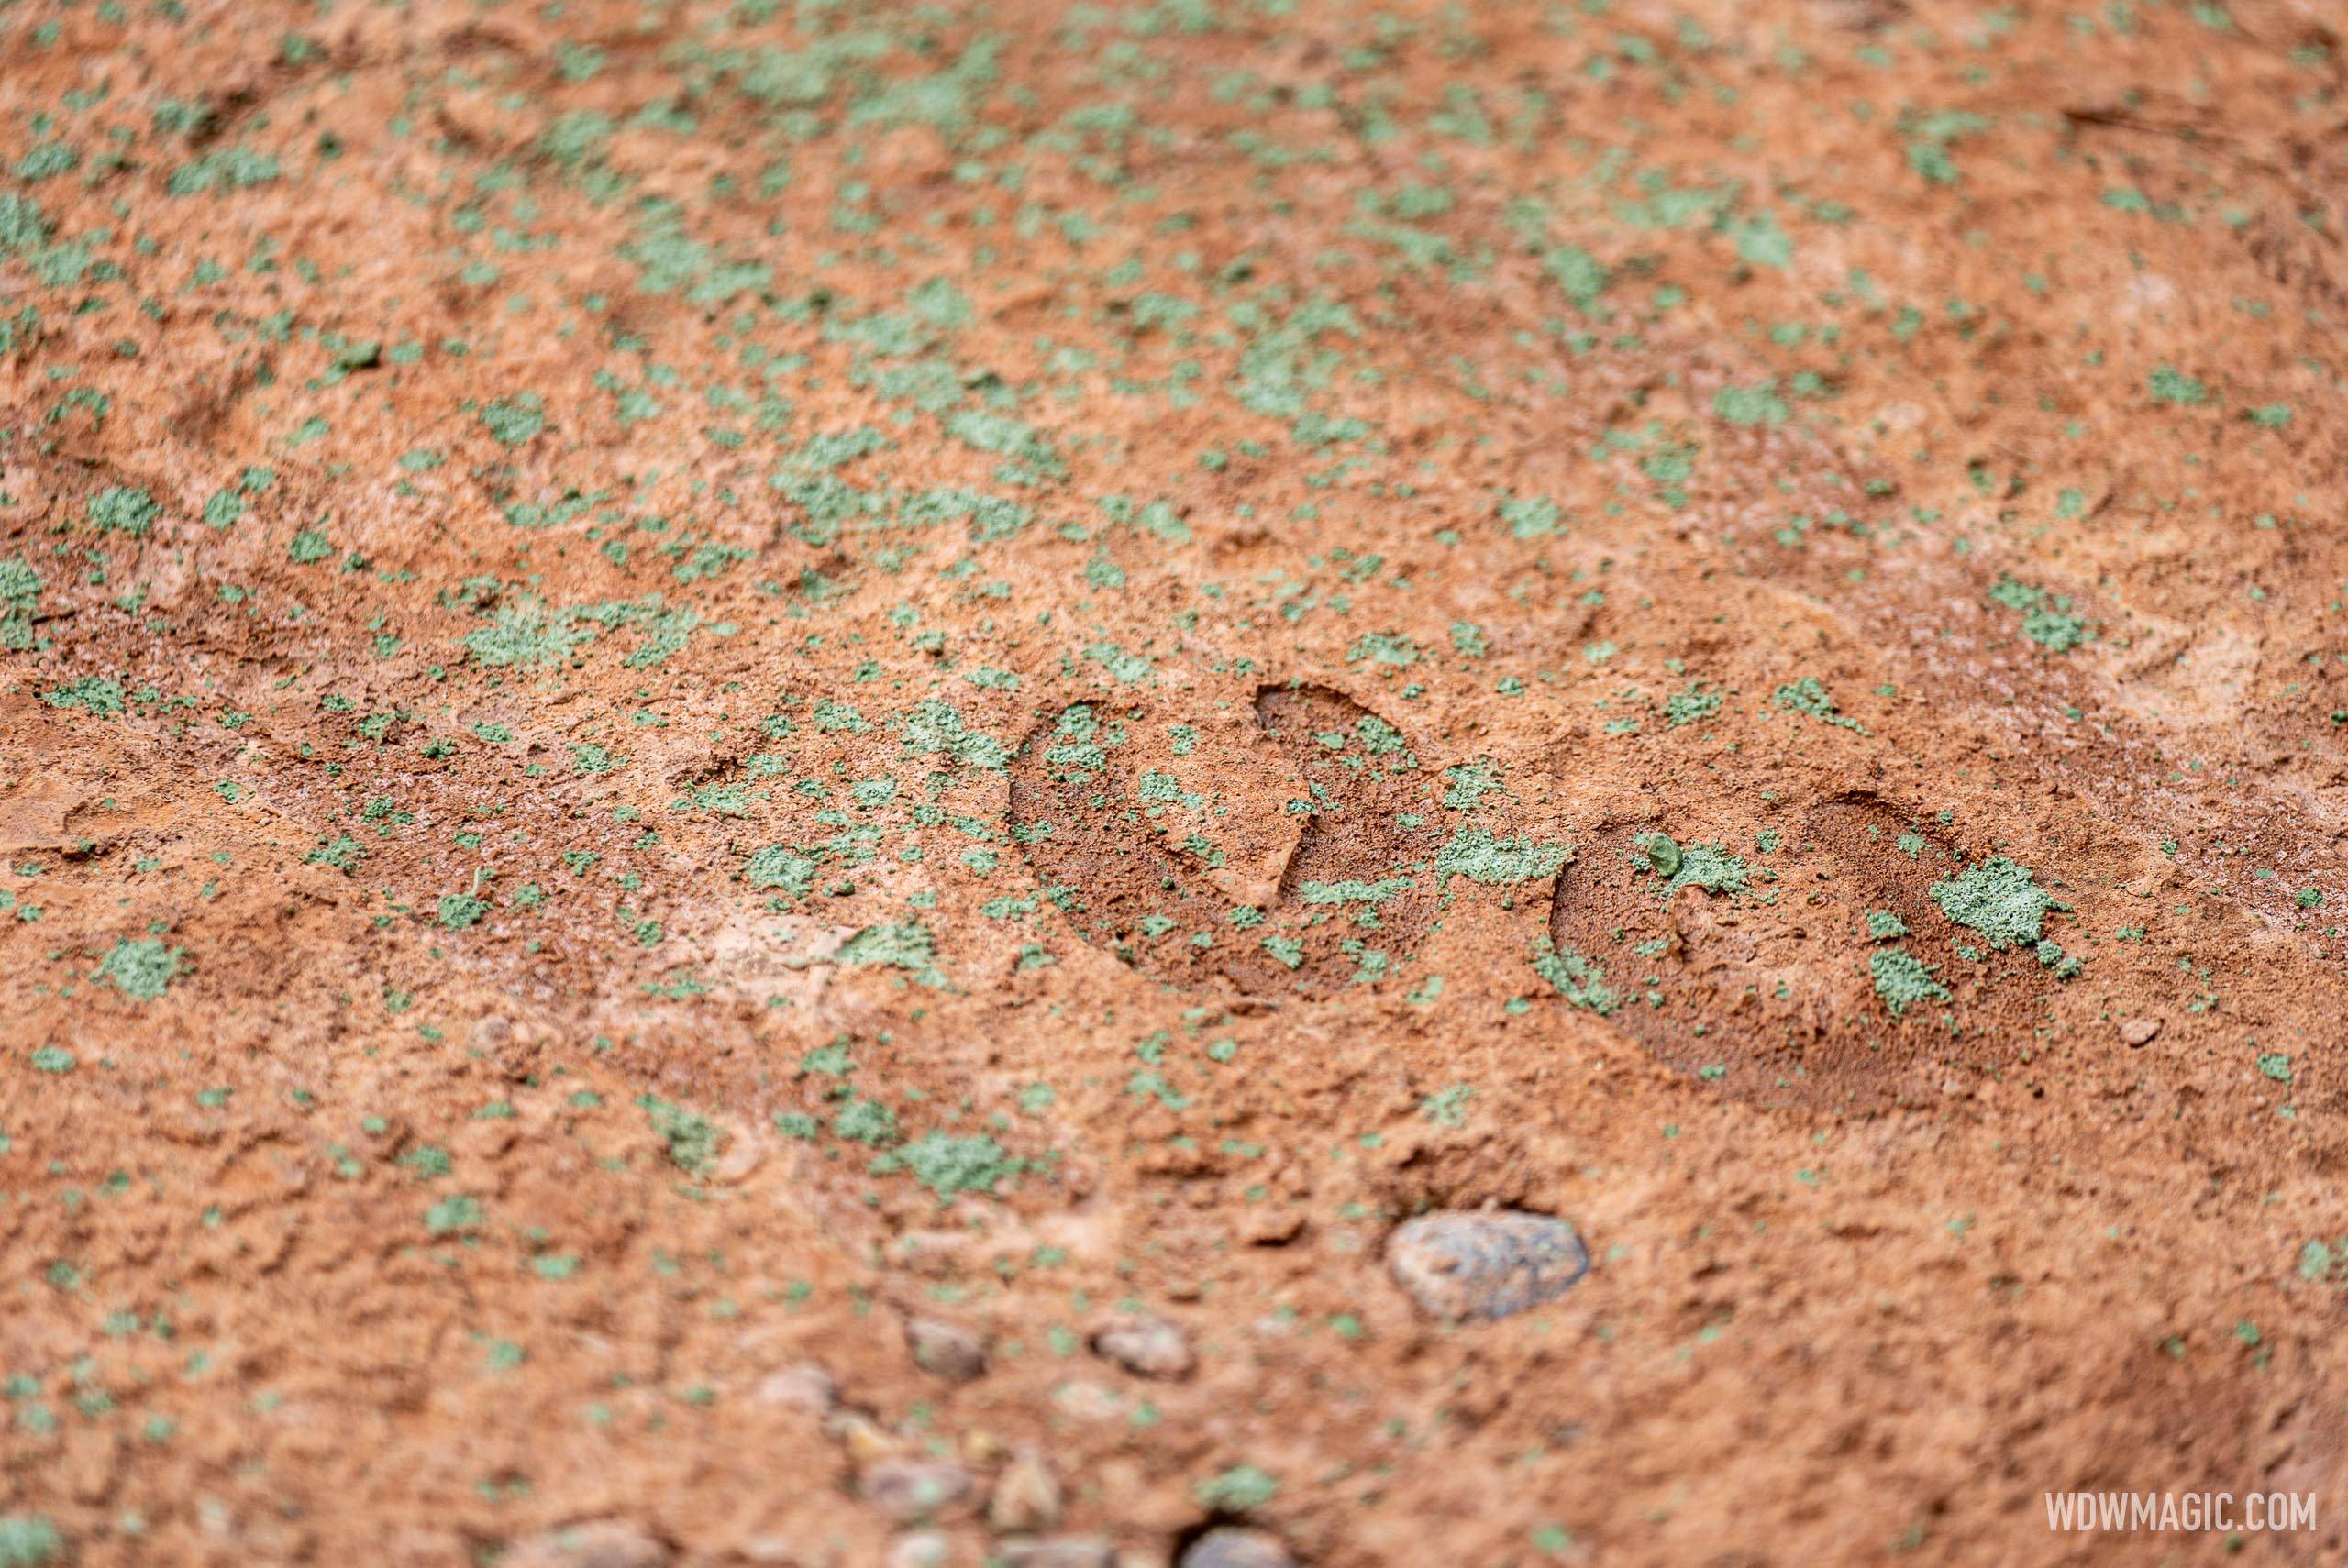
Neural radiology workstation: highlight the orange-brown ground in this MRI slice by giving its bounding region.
[6,0,2348,1563]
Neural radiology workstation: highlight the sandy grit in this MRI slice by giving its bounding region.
[6,0,2348,1564]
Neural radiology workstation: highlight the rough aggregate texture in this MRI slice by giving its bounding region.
[1384,1209,1592,1323]
[6,0,2348,1563]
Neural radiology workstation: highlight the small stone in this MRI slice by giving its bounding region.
[1178,1528,1297,1568]
[830,1410,903,1463]
[905,1316,990,1384]
[1090,1314,1194,1380]
[1386,1209,1589,1322]
[756,1361,837,1416]
[1049,1380,1127,1421]
[711,1119,767,1184]
[742,1539,837,1567]
[1641,832,1683,878]
[861,1458,977,1524]
[504,1518,670,1568]
[989,1450,1063,1533]
[1237,1208,1304,1245]
[998,1539,1117,1568]
[891,1229,978,1275]
[2120,1017,2162,1048]
[884,1531,951,1568]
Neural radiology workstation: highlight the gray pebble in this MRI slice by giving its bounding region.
[884,1532,951,1568]
[904,1316,990,1383]
[1386,1209,1589,1322]
[989,1449,1064,1532]
[997,1539,1119,1568]
[860,1458,977,1524]
[754,1360,836,1415]
[1179,1528,1297,1568]
[1090,1313,1194,1379]
[504,1519,669,1568]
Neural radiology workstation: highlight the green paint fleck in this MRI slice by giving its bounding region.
[1773,677,1866,733]
[1930,856,2055,949]
[479,392,547,446]
[1531,937,1617,1014]
[86,486,160,536]
[2149,365,2211,406]
[836,920,942,984]
[1641,835,1747,898]
[744,845,817,896]
[0,1515,63,1566]
[98,937,184,1000]
[1870,947,1950,1016]
[1436,827,1567,886]
[884,1132,1019,1200]
[1193,1464,1280,1513]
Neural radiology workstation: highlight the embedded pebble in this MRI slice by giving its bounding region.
[1049,1380,1127,1421]
[905,1316,990,1383]
[997,1536,1118,1568]
[1090,1313,1194,1379]
[884,1532,951,1568]
[504,1519,670,1568]
[1179,1528,1298,1568]
[755,1361,837,1415]
[988,1450,1063,1532]
[830,1409,902,1462]
[2120,1017,2163,1047]
[1385,1209,1590,1322]
[860,1458,977,1523]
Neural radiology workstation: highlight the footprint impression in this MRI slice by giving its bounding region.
[1548,793,2074,1112]
[1013,688,2072,1112]
[1008,682,1445,1000]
